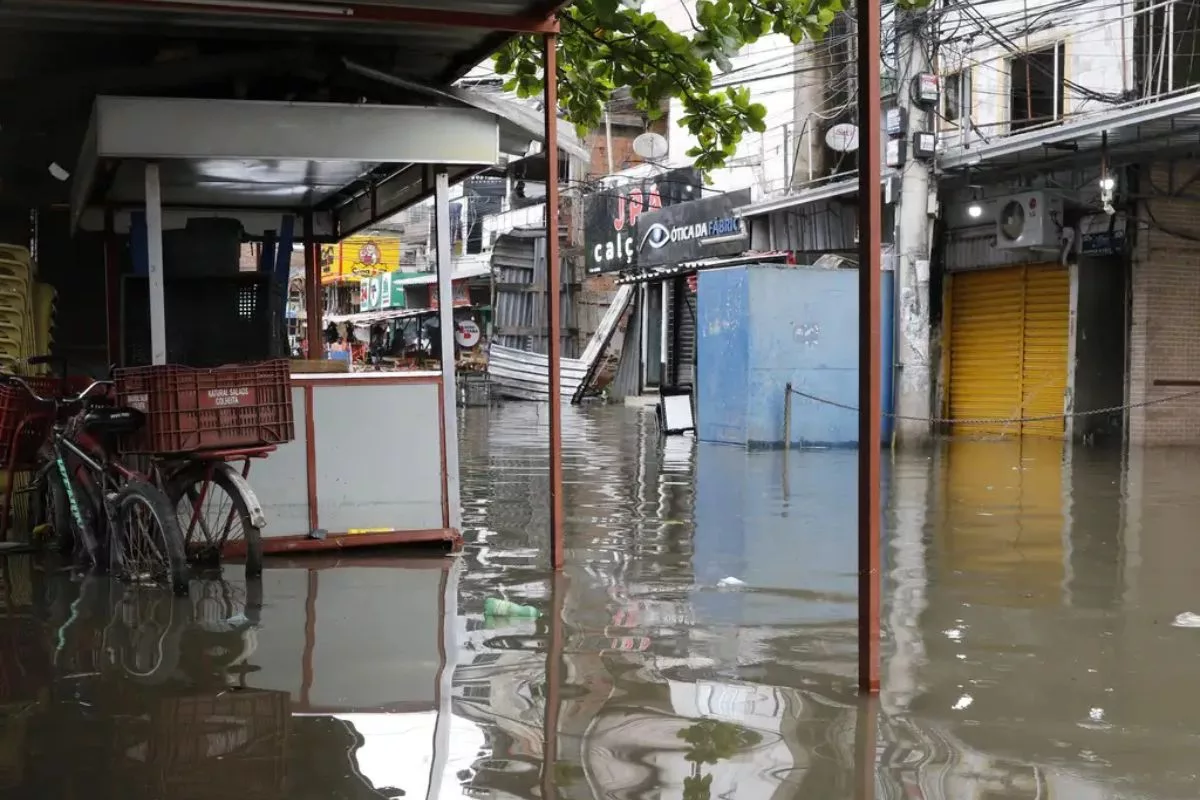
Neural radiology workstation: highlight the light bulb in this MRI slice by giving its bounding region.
[967,203,983,218]
[1100,176,1115,191]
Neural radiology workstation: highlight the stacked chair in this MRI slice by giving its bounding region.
[0,246,40,375]
[0,243,54,533]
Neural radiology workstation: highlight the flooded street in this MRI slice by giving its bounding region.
[2,402,1200,797]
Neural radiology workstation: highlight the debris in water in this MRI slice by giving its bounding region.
[1172,612,1200,628]
[483,598,539,618]
[717,577,746,587]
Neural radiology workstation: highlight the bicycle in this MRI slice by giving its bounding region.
[160,447,270,579]
[6,373,190,595]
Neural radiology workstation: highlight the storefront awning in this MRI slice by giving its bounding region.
[735,171,896,219]
[939,90,1200,175]
[614,252,789,285]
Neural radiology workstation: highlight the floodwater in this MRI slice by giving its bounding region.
[1,403,1200,798]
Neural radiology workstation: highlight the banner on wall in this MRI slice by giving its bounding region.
[322,234,403,285]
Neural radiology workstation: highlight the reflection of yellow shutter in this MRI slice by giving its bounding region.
[1021,265,1069,437]
[949,264,1069,438]
[940,440,1065,605]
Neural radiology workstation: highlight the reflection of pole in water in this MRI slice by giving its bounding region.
[427,559,461,800]
[541,572,566,800]
[854,696,878,800]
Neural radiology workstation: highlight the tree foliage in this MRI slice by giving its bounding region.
[494,0,907,174]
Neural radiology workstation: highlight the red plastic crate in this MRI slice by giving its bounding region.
[114,360,294,455]
[0,375,101,469]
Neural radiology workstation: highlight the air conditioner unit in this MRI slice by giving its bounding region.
[994,191,1063,251]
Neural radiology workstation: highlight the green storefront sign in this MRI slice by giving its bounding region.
[360,270,422,311]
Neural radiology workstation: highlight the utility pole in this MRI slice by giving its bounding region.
[893,10,934,444]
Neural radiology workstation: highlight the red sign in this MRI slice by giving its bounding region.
[429,282,470,311]
[198,386,258,410]
[687,274,698,294]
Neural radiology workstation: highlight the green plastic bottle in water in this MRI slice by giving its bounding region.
[484,598,540,618]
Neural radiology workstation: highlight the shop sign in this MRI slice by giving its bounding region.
[454,319,482,348]
[635,188,751,268]
[1079,211,1127,257]
[322,234,402,285]
[584,167,701,275]
[430,281,471,310]
[359,270,407,311]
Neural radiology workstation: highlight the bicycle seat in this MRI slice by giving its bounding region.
[82,405,145,435]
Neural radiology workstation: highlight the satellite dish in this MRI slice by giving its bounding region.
[825,123,860,153]
[632,132,669,161]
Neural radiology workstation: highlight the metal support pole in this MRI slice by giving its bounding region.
[544,31,565,570]
[857,0,883,695]
[303,211,323,360]
[144,162,167,366]
[102,208,120,365]
[435,171,463,533]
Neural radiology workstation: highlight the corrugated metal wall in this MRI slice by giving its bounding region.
[609,291,642,400]
[491,229,577,358]
[944,227,1032,272]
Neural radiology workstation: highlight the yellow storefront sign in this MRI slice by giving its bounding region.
[321,234,402,285]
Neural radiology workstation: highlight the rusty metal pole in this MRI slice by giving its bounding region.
[856,0,883,694]
[303,211,323,360]
[544,30,565,570]
[540,572,566,799]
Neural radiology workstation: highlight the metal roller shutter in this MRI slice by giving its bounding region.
[1020,265,1070,437]
[950,268,1024,437]
[676,278,697,387]
[948,264,1069,438]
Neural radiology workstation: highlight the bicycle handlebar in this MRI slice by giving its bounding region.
[1,375,113,405]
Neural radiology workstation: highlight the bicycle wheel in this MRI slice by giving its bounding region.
[110,481,189,596]
[36,468,74,555]
[105,582,187,685]
[168,465,263,579]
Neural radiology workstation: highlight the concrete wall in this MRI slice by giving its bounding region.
[1073,255,1126,444]
[696,265,894,447]
[1129,162,1200,445]
[936,0,1130,145]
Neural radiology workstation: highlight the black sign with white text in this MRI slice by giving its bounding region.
[584,167,701,274]
[634,189,751,267]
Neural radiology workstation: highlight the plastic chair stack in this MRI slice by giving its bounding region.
[0,245,51,376]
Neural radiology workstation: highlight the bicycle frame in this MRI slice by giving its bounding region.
[48,419,154,568]
[158,446,271,557]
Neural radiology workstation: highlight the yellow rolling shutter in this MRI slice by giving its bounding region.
[949,268,1023,437]
[1020,265,1070,437]
[948,264,1070,439]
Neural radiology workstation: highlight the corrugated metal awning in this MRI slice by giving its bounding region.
[939,90,1200,174]
[614,253,789,285]
[735,171,897,219]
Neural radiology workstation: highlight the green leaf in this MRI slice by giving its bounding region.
[494,0,932,172]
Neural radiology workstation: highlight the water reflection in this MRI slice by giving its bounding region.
[4,405,1200,798]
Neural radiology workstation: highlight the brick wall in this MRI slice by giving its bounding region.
[1129,162,1200,445]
